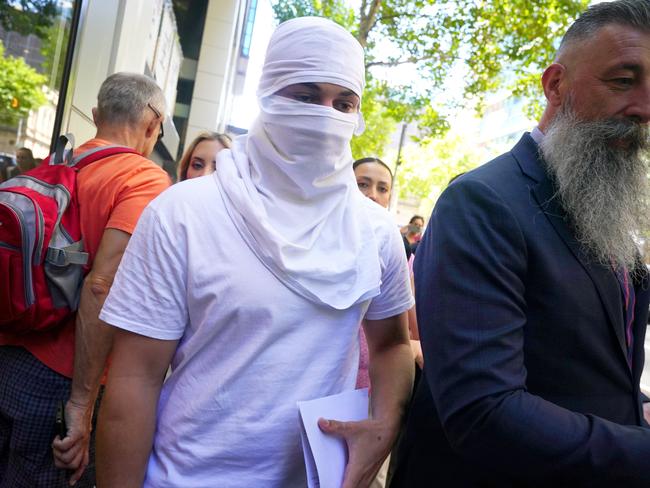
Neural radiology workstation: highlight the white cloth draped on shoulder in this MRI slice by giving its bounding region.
[215,17,382,310]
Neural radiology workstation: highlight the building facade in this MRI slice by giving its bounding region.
[0,0,256,178]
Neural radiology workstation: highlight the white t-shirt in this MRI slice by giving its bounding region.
[100,174,414,487]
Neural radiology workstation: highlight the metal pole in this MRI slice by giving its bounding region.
[49,0,84,152]
[15,118,23,148]
[389,122,408,211]
[393,122,408,182]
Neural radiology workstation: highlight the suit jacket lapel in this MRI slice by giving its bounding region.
[512,134,628,365]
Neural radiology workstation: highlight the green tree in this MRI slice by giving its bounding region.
[0,40,47,125]
[392,132,489,217]
[350,77,396,159]
[273,0,588,147]
[0,1,57,40]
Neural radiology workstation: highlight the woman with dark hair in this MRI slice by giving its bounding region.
[353,157,393,208]
[353,157,412,259]
[353,155,423,487]
[353,155,422,371]
[402,214,425,252]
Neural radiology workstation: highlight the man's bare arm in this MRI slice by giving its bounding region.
[96,328,177,488]
[52,228,131,483]
[364,312,414,428]
[320,312,413,488]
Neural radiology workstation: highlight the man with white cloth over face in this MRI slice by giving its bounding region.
[94,17,414,488]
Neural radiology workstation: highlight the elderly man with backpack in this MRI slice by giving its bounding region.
[0,72,170,487]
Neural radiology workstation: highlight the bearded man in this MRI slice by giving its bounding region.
[93,17,414,488]
[392,1,650,486]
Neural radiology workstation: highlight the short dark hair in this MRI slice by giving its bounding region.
[353,157,394,179]
[409,215,424,224]
[558,0,650,56]
[17,147,33,158]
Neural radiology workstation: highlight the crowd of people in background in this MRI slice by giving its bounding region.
[2,0,650,487]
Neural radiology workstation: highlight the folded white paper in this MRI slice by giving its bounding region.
[297,388,369,488]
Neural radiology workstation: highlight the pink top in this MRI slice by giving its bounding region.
[356,326,370,388]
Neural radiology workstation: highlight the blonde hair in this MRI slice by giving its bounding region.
[177,132,232,181]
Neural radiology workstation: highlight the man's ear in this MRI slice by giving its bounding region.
[541,63,566,108]
[91,107,98,126]
[144,114,159,139]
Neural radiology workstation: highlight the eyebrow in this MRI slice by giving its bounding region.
[606,63,641,74]
[357,175,391,184]
[296,83,358,98]
[296,83,321,91]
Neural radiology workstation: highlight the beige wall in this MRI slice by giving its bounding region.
[62,0,245,160]
[62,1,120,143]
[62,0,180,156]
[184,0,246,147]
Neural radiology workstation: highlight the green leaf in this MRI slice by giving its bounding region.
[271,0,589,204]
[0,40,47,125]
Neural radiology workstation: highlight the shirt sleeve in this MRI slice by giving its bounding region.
[100,205,188,340]
[364,223,414,321]
[105,165,171,234]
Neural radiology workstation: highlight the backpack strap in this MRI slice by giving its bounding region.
[43,146,140,268]
[50,133,75,166]
[71,145,141,171]
[46,247,89,266]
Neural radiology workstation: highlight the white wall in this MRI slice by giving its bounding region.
[62,0,177,155]
[63,1,121,140]
[185,0,244,146]
[63,0,243,157]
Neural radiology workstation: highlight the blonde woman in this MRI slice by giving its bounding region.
[176,132,231,181]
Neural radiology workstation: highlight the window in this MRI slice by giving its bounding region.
[0,1,80,162]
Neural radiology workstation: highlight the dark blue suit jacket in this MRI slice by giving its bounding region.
[392,134,650,487]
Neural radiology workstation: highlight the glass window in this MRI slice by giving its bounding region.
[0,0,79,178]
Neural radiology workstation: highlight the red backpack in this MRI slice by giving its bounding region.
[0,135,139,333]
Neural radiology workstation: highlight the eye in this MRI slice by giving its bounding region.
[335,101,355,113]
[378,186,389,193]
[190,160,205,170]
[357,181,368,190]
[293,93,316,103]
[610,77,634,88]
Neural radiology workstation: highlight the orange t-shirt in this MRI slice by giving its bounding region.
[0,138,171,377]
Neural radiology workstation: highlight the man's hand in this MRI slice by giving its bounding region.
[318,416,398,488]
[54,229,130,485]
[52,400,93,486]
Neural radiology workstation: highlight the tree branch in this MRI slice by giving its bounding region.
[357,0,381,47]
[376,11,419,22]
[366,55,434,68]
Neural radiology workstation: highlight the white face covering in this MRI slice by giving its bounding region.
[215,17,381,309]
[252,96,358,206]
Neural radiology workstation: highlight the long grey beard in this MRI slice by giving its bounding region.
[539,107,650,269]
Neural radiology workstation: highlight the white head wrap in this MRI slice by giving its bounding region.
[215,16,381,310]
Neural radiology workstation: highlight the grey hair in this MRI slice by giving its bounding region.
[96,72,166,128]
[557,0,650,58]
